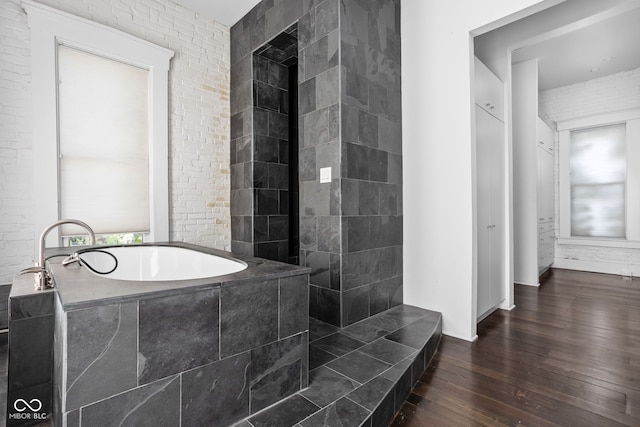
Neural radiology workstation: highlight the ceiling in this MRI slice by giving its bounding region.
[172,0,261,26]
[512,2,640,90]
[476,0,640,91]
[175,0,640,92]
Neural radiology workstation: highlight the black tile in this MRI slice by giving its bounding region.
[255,189,279,215]
[344,142,369,180]
[347,376,394,412]
[249,394,320,427]
[220,279,279,358]
[316,288,341,327]
[306,251,330,288]
[279,275,309,338]
[308,317,340,342]
[138,289,219,385]
[9,292,53,320]
[254,107,270,136]
[341,319,390,344]
[181,353,250,427]
[359,110,379,148]
[309,345,337,370]
[312,332,365,357]
[81,376,180,427]
[299,146,317,182]
[371,383,395,427]
[250,334,304,413]
[301,366,360,407]
[299,77,316,115]
[268,163,289,190]
[326,351,391,384]
[255,135,280,162]
[254,54,270,82]
[384,316,440,350]
[300,397,370,427]
[346,69,368,108]
[269,111,289,139]
[346,216,371,252]
[370,148,388,182]
[317,216,340,253]
[257,81,282,112]
[342,286,370,326]
[8,316,53,391]
[300,216,317,250]
[358,181,379,215]
[254,161,268,188]
[65,303,137,411]
[358,338,416,365]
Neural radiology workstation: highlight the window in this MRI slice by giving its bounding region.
[558,110,640,242]
[23,0,173,251]
[57,45,151,239]
[569,124,626,238]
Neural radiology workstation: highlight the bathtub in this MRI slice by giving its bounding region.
[74,245,248,281]
[8,242,310,427]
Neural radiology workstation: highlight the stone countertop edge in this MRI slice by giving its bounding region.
[39,242,310,311]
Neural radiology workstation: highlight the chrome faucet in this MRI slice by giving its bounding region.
[21,219,96,290]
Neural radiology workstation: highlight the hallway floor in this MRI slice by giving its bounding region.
[391,269,640,426]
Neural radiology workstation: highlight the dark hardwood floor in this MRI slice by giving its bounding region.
[391,269,640,426]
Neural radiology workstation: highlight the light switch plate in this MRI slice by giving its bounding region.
[320,167,332,183]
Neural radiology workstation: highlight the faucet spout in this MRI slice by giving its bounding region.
[33,219,95,290]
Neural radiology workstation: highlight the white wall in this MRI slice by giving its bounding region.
[401,0,551,341]
[0,0,231,283]
[540,67,640,276]
[512,59,540,286]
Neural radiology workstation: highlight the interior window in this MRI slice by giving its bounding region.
[569,124,626,238]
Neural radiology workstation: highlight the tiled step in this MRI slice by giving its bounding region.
[235,304,442,427]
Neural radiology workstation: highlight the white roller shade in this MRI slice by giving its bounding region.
[57,45,150,236]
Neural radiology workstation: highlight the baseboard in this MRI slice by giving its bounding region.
[552,259,639,277]
[514,281,540,287]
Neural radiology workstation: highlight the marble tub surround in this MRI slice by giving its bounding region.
[233,304,442,427]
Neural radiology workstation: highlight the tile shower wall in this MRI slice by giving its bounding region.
[251,26,298,263]
[0,0,231,284]
[231,0,402,327]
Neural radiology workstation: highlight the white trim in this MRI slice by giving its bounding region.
[557,237,640,248]
[23,0,173,252]
[557,109,640,241]
[556,109,640,131]
[552,258,640,278]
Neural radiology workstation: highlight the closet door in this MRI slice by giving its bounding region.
[476,105,505,317]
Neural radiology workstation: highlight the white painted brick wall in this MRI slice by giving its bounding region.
[539,67,640,276]
[0,0,231,283]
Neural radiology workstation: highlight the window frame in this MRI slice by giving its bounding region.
[23,0,174,252]
[558,109,640,244]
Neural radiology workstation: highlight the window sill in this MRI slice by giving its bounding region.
[557,237,640,249]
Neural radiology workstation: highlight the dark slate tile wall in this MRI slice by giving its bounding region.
[338,0,403,326]
[253,49,292,263]
[231,0,402,328]
[7,290,55,425]
[53,272,309,427]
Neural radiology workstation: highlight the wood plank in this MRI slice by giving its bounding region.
[391,269,640,426]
